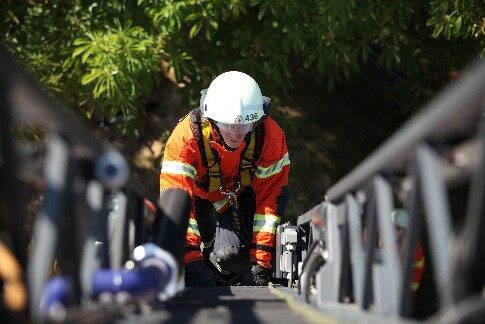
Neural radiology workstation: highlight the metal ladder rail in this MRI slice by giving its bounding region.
[290,58,485,320]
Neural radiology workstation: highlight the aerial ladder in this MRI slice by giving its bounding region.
[1,43,485,322]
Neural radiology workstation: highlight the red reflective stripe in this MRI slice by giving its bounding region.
[253,232,276,247]
[250,249,272,269]
[186,230,200,248]
[184,251,203,265]
[252,227,276,267]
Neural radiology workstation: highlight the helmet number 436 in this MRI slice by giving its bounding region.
[245,113,258,122]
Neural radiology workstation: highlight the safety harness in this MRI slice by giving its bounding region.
[188,108,265,193]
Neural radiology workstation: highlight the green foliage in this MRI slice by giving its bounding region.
[427,0,484,54]
[1,0,484,137]
[2,0,163,136]
[65,19,160,126]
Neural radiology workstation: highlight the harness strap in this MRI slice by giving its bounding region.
[239,131,256,187]
[189,110,207,166]
[188,108,265,193]
[239,123,265,187]
[201,120,221,192]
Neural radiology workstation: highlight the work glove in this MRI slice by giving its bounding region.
[210,211,248,274]
[240,262,271,286]
[251,263,271,286]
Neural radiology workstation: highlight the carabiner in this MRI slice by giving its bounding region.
[219,182,242,209]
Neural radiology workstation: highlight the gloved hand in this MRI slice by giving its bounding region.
[210,211,248,274]
[240,262,271,286]
[184,259,217,287]
[251,263,271,286]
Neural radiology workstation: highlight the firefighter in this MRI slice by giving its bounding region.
[159,71,290,286]
[362,208,425,291]
[391,208,425,291]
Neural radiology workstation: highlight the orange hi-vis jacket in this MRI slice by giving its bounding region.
[160,112,290,269]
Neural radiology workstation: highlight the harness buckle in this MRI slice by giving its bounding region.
[219,182,244,236]
[219,182,242,209]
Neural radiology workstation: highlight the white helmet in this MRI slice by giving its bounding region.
[391,208,409,229]
[201,71,268,125]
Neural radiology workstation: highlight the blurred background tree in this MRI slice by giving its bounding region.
[2,0,483,136]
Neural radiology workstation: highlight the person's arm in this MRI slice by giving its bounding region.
[159,121,203,265]
[250,119,290,270]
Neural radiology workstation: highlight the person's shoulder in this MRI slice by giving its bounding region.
[263,117,286,138]
[168,111,197,147]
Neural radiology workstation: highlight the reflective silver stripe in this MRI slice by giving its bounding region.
[213,197,229,212]
[253,214,280,233]
[187,227,200,236]
[255,153,290,179]
[161,161,197,179]
[187,218,200,236]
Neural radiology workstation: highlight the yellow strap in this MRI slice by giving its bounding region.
[240,131,256,187]
[200,120,256,191]
[201,120,220,192]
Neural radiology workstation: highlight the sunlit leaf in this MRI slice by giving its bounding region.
[72,44,91,58]
[189,21,203,38]
[81,69,103,85]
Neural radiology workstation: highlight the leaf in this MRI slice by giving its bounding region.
[432,23,444,38]
[73,38,89,45]
[185,13,202,21]
[85,32,96,41]
[205,28,212,41]
[258,5,267,20]
[81,47,94,63]
[189,21,203,38]
[209,19,218,29]
[72,44,92,58]
[61,56,75,70]
[93,79,107,98]
[81,69,103,85]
